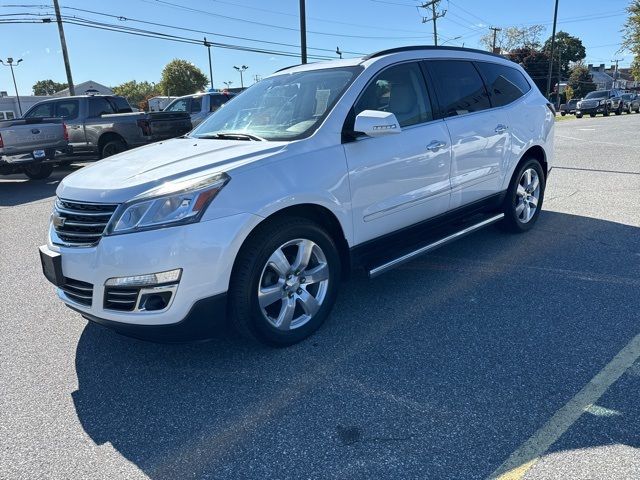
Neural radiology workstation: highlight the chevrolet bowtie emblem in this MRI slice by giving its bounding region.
[52,213,66,228]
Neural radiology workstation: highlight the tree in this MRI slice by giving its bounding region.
[32,79,67,95]
[479,25,545,53]
[159,59,209,97]
[621,0,640,80]
[507,47,556,93]
[112,80,159,110]
[567,63,597,99]
[542,31,586,78]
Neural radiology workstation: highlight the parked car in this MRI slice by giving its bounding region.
[621,93,640,114]
[164,91,236,127]
[39,46,554,346]
[0,117,69,179]
[559,98,579,116]
[576,89,624,117]
[23,95,192,158]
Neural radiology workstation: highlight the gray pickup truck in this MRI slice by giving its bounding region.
[0,117,69,179]
[164,91,236,128]
[23,95,192,158]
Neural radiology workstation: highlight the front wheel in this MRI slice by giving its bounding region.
[500,159,545,233]
[23,163,53,180]
[229,217,341,346]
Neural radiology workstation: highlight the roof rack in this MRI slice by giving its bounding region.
[362,45,504,61]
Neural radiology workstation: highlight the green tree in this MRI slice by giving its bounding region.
[508,47,556,93]
[567,63,597,99]
[159,59,209,97]
[479,25,545,53]
[32,79,67,95]
[621,0,640,80]
[112,80,159,110]
[543,31,586,78]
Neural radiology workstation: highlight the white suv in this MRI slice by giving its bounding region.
[39,46,554,346]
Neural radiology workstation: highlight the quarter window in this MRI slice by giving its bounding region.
[354,62,432,127]
[476,62,531,107]
[428,60,491,117]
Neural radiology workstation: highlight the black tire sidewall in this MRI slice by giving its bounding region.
[502,159,545,233]
[101,140,126,159]
[23,163,53,180]
[230,219,341,346]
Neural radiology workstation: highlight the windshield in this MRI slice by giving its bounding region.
[191,66,362,141]
[585,91,609,99]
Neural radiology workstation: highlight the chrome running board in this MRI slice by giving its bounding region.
[368,213,504,278]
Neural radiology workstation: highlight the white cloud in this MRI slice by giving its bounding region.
[45,47,51,54]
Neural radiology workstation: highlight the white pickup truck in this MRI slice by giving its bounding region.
[0,117,69,179]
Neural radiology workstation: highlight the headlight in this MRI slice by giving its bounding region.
[106,172,230,235]
[599,99,606,105]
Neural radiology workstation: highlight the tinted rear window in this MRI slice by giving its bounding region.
[55,100,79,120]
[25,102,54,118]
[428,60,490,117]
[111,96,133,113]
[475,62,531,107]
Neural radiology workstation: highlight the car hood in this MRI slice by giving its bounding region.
[57,137,288,203]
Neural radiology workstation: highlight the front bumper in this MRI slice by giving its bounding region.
[44,212,261,338]
[576,106,606,114]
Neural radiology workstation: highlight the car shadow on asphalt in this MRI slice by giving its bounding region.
[0,164,86,208]
[71,211,640,479]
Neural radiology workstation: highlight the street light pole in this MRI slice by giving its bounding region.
[1,58,23,116]
[233,65,248,89]
[299,0,307,64]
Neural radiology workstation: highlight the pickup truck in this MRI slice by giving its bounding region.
[23,95,192,158]
[559,98,578,116]
[0,117,69,179]
[576,89,624,117]
[164,91,236,127]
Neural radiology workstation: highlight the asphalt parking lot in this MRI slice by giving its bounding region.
[1,114,639,480]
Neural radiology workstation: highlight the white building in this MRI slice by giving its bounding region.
[52,80,113,97]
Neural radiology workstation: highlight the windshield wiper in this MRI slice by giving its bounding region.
[196,132,266,141]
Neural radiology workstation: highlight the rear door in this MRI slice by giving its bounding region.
[426,60,511,208]
[343,61,452,244]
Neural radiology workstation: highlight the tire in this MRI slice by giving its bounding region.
[589,113,596,117]
[100,138,127,159]
[615,105,622,115]
[500,158,545,233]
[23,163,53,180]
[576,113,583,118]
[560,112,566,116]
[229,216,341,346]
[603,107,609,116]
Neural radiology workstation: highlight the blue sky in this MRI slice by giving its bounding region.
[0,0,632,95]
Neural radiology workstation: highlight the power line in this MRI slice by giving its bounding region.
[419,0,446,46]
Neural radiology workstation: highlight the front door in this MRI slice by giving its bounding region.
[343,62,452,245]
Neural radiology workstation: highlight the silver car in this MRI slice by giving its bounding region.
[164,92,236,127]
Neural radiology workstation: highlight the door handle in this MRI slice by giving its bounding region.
[495,124,509,134]
[426,140,447,152]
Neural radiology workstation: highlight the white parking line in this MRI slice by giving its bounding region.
[489,332,640,479]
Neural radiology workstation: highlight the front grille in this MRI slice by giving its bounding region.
[53,198,118,247]
[104,287,139,312]
[60,277,93,306]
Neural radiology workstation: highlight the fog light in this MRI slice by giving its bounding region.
[105,269,182,287]
[139,292,172,311]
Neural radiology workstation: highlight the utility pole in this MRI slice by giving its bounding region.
[611,58,622,88]
[420,1,446,46]
[336,47,343,59]
[545,0,559,100]
[53,0,75,96]
[204,37,214,90]
[299,0,307,64]
[233,65,248,89]
[489,27,502,53]
[0,58,23,116]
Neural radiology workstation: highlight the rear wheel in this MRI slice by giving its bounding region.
[576,113,583,118]
[23,163,53,180]
[500,159,545,233]
[100,138,127,158]
[589,113,596,117]
[229,217,341,346]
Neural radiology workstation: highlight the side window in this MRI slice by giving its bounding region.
[354,62,432,127]
[428,60,491,117]
[25,103,54,118]
[111,96,132,113]
[475,62,531,107]
[5,111,14,120]
[209,95,230,111]
[55,100,79,120]
[190,96,203,113]
[166,98,189,112]
[88,97,115,117]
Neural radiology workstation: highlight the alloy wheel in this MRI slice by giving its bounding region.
[258,238,330,331]
[515,168,541,223]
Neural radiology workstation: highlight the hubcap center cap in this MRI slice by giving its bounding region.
[285,275,301,292]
